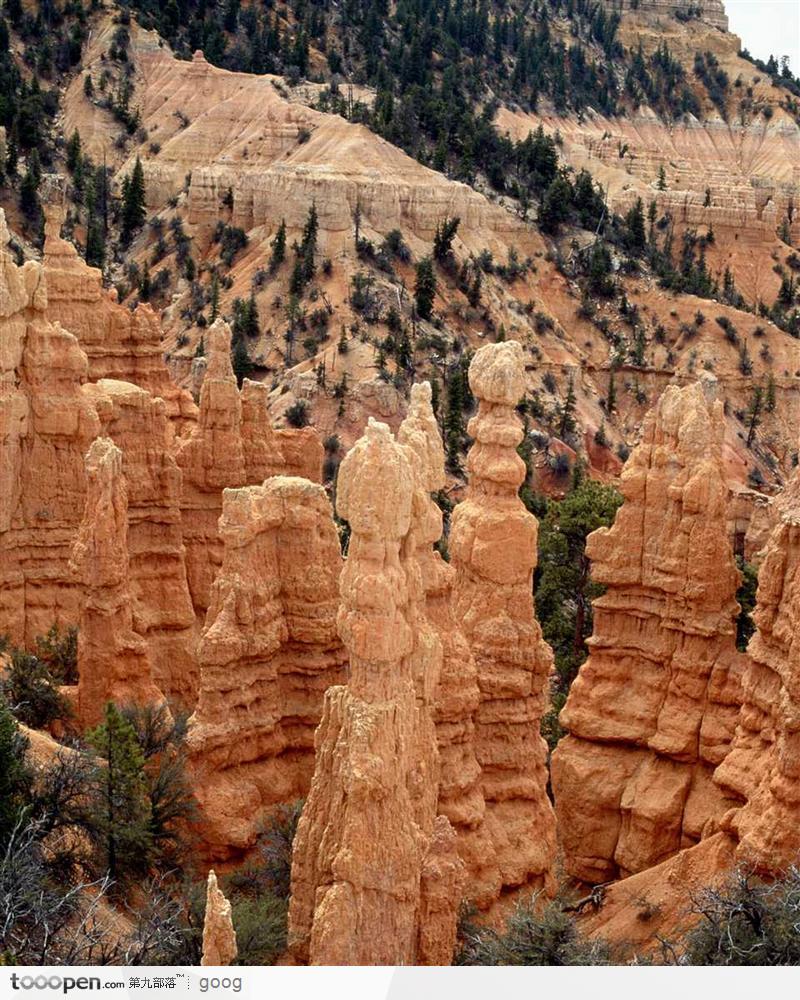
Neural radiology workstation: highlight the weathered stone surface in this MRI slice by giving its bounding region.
[552,380,745,883]
[289,418,463,965]
[174,320,247,617]
[0,210,100,646]
[70,437,166,728]
[42,207,196,435]
[450,341,557,898]
[714,470,800,874]
[201,870,237,966]
[186,476,346,858]
[175,323,323,618]
[397,383,493,905]
[601,0,728,30]
[82,380,197,705]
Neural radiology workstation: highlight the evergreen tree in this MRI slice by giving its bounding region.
[19,162,40,222]
[269,219,286,272]
[657,164,667,190]
[231,337,253,387]
[121,157,146,243]
[539,174,573,235]
[624,197,646,254]
[433,216,460,264]
[66,129,81,173]
[0,695,29,848]
[415,257,436,321]
[531,480,623,747]
[5,130,17,178]
[87,702,153,882]
[558,378,577,440]
[766,373,777,413]
[746,385,763,448]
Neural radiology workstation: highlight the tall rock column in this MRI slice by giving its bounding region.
[449,341,556,897]
[289,418,463,966]
[552,380,745,883]
[174,320,247,617]
[0,208,100,645]
[70,438,166,728]
[397,384,493,905]
[185,476,347,859]
[83,379,198,705]
[714,473,800,874]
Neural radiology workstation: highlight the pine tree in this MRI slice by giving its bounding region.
[607,371,617,413]
[231,337,253,387]
[415,257,436,321]
[624,198,646,254]
[20,153,41,223]
[5,130,17,177]
[85,214,105,268]
[766,373,777,413]
[558,378,577,439]
[66,129,81,173]
[269,219,286,272]
[746,385,763,448]
[121,156,146,243]
[0,696,29,848]
[657,164,667,190]
[87,703,153,882]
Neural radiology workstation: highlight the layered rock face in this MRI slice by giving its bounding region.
[82,380,197,705]
[289,419,463,966]
[201,871,238,967]
[174,320,247,618]
[70,438,166,728]
[397,384,494,905]
[602,0,728,30]
[186,474,346,858]
[0,210,100,646]
[449,341,557,898]
[42,208,196,434]
[175,323,322,618]
[552,380,745,883]
[714,475,800,874]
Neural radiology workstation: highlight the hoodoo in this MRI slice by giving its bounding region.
[70,437,166,728]
[186,475,346,859]
[449,341,557,898]
[288,418,463,965]
[552,380,746,882]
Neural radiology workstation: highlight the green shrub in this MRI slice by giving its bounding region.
[2,649,70,728]
[456,895,611,966]
[34,624,78,684]
[232,894,288,965]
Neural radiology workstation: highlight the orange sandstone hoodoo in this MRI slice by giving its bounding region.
[70,437,167,729]
[288,418,464,965]
[715,462,800,875]
[449,340,558,899]
[552,378,746,883]
[185,475,346,860]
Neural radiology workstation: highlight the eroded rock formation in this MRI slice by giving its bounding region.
[42,208,196,435]
[450,341,557,898]
[82,379,197,705]
[714,468,800,874]
[201,870,237,966]
[397,383,494,905]
[602,0,728,30]
[174,320,247,617]
[70,437,166,728]
[0,210,100,646]
[289,418,463,965]
[175,323,323,618]
[552,379,746,883]
[186,476,346,858]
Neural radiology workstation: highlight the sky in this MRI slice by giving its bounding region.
[725,0,800,73]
